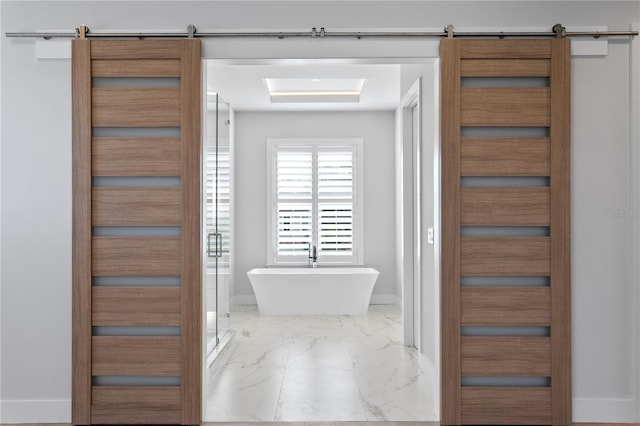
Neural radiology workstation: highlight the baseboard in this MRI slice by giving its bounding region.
[230,294,257,306]
[0,399,71,423]
[1,385,635,423]
[369,294,399,305]
[573,398,637,423]
[1,399,636,424]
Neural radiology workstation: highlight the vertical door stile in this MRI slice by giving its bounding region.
[550,38,572,426]
[440,38,462,426]
[180,39,203,425]
[72,38,92,426]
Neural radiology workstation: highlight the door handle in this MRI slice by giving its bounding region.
[207,232,222,258]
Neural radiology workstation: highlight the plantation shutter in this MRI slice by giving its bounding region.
[276,148,313,256]
[317,148,354,255]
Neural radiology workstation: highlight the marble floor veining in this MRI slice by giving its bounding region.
[205,305,437,422]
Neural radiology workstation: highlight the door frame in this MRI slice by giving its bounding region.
[399,78,422,350]
[202,56,442,421]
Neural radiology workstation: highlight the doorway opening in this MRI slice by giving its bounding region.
[201,58,441,422]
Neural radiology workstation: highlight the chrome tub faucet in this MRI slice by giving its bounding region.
[308,243,318,268]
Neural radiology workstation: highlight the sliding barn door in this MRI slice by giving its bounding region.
[441,39,571,425]
[72,39,202,425]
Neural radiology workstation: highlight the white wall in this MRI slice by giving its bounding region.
[396,63,441,417]
[632,21,640,423]
[0,4,3,413]
[1,0,639,423]
[398,63,440,367]
[570,40,637,421]
[2,5,74,422]
[394,71,439,418]
[233,111,397,303]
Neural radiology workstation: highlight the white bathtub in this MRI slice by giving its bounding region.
[246,267,380,315]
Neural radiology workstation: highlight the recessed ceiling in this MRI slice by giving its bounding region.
[265,78,366,103]
[206,63,401,111]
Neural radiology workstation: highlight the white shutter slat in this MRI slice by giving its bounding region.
[317,149,354,255]
[276,148,313,256]
[318,203,353,255]
[318,151,353,200]
[277,150,313,200]
[277,203,312,255]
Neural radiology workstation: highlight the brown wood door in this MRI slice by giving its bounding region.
[440,39,571,425]
[72,39,202,425]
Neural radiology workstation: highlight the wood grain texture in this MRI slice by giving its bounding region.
[92,336,181,376]
[90,40,182,60]
[461,187,550,226]
[550,38,572,426]
[92,187,182,226]
[92,137,181,177]
[92,59,181,77]
[439,38,462,426]
[460,40,552,59]
[461,137,550,176]
[180,39,203,425]
[461,336,551,376]
[461,59,551,77]
[92,286,181,326]
[92,88,181,127]
[461,287,551,326]
[91,386,181,424]
[443,39,570,425]
[92,237,181,276]
[71,38,92,425]
[442,39,573,426]
[461,237,550,276]
[74,39,202,426]
[461,387,551,425]
[461,88,550,127]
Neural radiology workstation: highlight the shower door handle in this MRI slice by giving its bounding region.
[207,232,222,258]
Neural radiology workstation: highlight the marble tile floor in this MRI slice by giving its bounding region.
[205,305,437,423]
[205,423,440,426]
[0,423,440,426]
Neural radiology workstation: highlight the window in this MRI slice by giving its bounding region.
[267,138,364,265]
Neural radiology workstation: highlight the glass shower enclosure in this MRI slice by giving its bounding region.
[204,93,231,360]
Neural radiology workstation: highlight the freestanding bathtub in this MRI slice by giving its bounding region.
[246,267,380,315]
